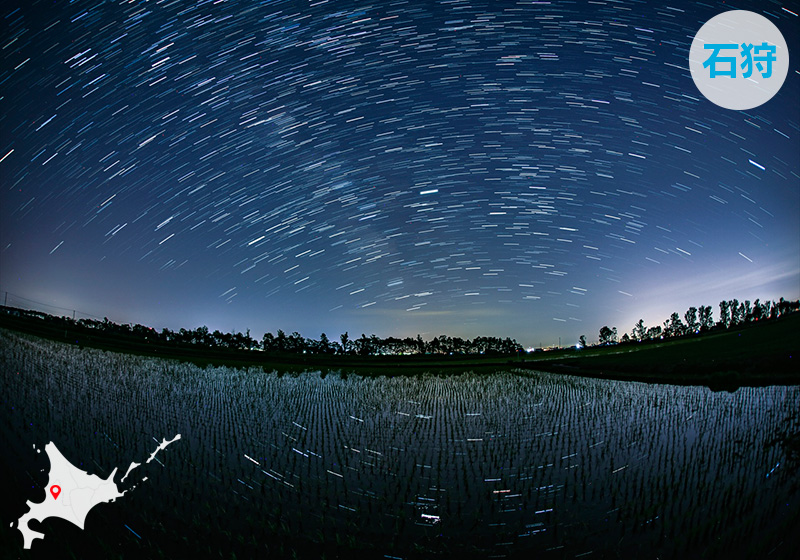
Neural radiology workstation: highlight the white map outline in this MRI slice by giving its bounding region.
[13,435,181,549]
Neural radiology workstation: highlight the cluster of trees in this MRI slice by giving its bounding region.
[261,331,523,356]
[597,297,799,346]
[151,325,523,357]
[51,317,261,351]
[164,325,258,350]
[1,306,522,357]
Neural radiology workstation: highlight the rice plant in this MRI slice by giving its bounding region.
[1,328,798,559]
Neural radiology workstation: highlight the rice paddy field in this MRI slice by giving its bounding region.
[2,328,798,559]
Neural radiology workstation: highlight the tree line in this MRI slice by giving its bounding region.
[262,331,523,356]
[3,295,796,357]
[0,306,523,357]
[160,326,523,357]
[596,297,799,346]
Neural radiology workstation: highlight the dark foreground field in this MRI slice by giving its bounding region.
[1,329,799,559]
[525,313,799,389]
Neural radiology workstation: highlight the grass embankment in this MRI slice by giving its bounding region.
[523,313,799,388]
[1,311,797,387]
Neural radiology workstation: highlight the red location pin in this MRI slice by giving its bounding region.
[50,485,61,500]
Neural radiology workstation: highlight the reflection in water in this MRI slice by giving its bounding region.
[2,330,799,558]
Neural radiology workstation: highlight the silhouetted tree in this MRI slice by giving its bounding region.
[578,335,586,348]
[276,329,287,352]
[370,334,382,355]
[698,306,714,331]
[407,337,419,354]
[750,299,763,322]
[319,333,331,354]
[737,301,746,325]
[646,326,662,340]
[355,334,372,356]
[212,330,225,346]
[719,300,730,328]
[665,312,685,337]
[632,319,646,342]
[729,299,741,326]
[287,332,305,353]
[777,297,799,316]
[599,326,616,345]
[503,337,523,354]
[684,307,699,334]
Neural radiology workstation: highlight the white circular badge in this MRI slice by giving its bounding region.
[689,10,789,110]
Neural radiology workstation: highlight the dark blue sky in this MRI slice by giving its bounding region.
[1,0,798,347]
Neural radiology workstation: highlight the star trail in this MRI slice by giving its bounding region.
[1,0,798,346]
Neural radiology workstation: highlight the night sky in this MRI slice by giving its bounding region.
[1,0,798,347]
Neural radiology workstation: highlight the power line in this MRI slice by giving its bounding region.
[0,290,106,322]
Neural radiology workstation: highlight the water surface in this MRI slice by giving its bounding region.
[2,331,798,558]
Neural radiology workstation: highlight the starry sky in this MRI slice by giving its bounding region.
[1,0,798,347]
